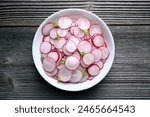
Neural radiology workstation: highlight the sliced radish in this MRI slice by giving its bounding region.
[57,28,68,37]
[69,36,81,46]
[57,63,65,69]
[83,53,95,66]
[78,65,86,72]
[47,51,59,62]
[73,27,84,38]
[101,59,106,64]
[89,24,102,36]
[71,51,81,60]
[91,49,102,62]
[42,22,53,36]
[42,36,50,42]
[58,68,72,82]
[69,69,82,83]
[57,50,62,63]
[65,56,80,70]
[79,73,89,83]
[70,26,75,34]
[43,57,56,72]
[92,34,104,47]
[87,64,100,76]
[80,59,89,68]
[77,17,90,30]
[58,16,72,29]
[66,40,77,53]
[54,38,66,49]
[100,46,110,59]
[62,44,72,56]
[46,68,58,77]
[41,53,47,58]
[49,28,57,39]
[95,61,103,69]
[88,76,94,80]
[40,41,51,54]
[78,41,92,54]
[49,38,55,45]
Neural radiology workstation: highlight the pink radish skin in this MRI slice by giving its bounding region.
[77,17,90,30]
[58,16,72,29]
[79,74,89,83]
[101,59,106,64]
[47,51,59,62]
[92,34,104,47]
[70,26,75,34]
[88,77,94,80]
[78,41,92,53]
[62,45,72,56]
[40,41,51,54]
[73,27,84,38]
[80,59,89,68]
[71,51,81,60]
[54,38,66,49]
[69,69,82,83]
[91,49,102,62]
[66,40,77,53]
[42,36,50,42]
[57,63,65,69]
[65,56,80,70]
[69,36,81,46]
[56,50,62,63]
[49,28,57,39]
[58,68,72,82]
[49,38,55,45]
[89,24,102,36]
[83,53,95,66]
[43,57,56,72]
[46,68,58,77]
[87,64,100,76]
[100,47,110,59]
[42,22,53,36]
[95,61,103,69]
[57,28,68,37]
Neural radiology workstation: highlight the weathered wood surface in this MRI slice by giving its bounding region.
[0,0,150,99]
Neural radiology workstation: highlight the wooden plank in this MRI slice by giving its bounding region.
[0,26,150,99]
[0,0,150,26]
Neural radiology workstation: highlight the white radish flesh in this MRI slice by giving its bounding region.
[47,51,59,62]
[49,28,57,39]
[100,47,110,59]
[58,68,72,82]
[40,41,51,54]
[88,64,100,76]
[78,65,86,72]
[46,68,58,77]
[66,40,77,53]
[79,73,89,83]
[91,49,102,62]
[43,57,56,72]
[62,44,72,56]
[57,28,68,37]
[92,35,104,47]
[90,24,102,36]
[54,38,66,49]
[78,41,92,54]
[73,27,84,38]
[58,16,72,29]
[69,69,82,83]
[71,51,81,60]
[69,36,81,46]
[42,22,53,36]
[77,17,90,30]
[57,63,65,69]
[83,54,95,66]
[95,61,103,69]
[80,59,89,68]
[65,56,80,70]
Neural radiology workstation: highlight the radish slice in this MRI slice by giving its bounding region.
[91,49,102,62]
[73,27,84,38]
[92,35,104,47]
[65,56,80,70]
[87,64,100,76]
[101,59,106,64]
[54,38,66,49]
[70,26,75,34]
[89,24,102,36]
[88,76,94,80]
[43,57,56,72]
[58,16,72,29]
[83,53,95,66]
[78,65,86,72]
[49,28,57,39]
[43,36,50,42]
[58,68,72,82]
[69,36,81,46]
[95,61,103,69]
[66,40,77,53]
[69,69,82,83]
[50,38,55,45]
[41,53,47,58]
[57,28,68,37]
[79,73,89,83]
[57,63,65,69]
[78,41,92,54]
[62,45,72,56]
[47,51,59,62]
[80,59,89,68]
[42,22,53,36]
[46,68,58,77]
[40,41,51,54]
[100,47,110,59]
[57,50,62,63]
[71,51,81,60]
[77,17,90,30]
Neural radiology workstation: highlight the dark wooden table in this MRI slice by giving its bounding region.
[0,0,150,99]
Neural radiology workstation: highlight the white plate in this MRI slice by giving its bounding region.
[32,9,115,91]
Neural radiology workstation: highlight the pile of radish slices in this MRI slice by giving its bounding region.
[40,16,109,83]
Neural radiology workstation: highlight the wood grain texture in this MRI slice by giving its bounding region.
[0,26,150,99]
